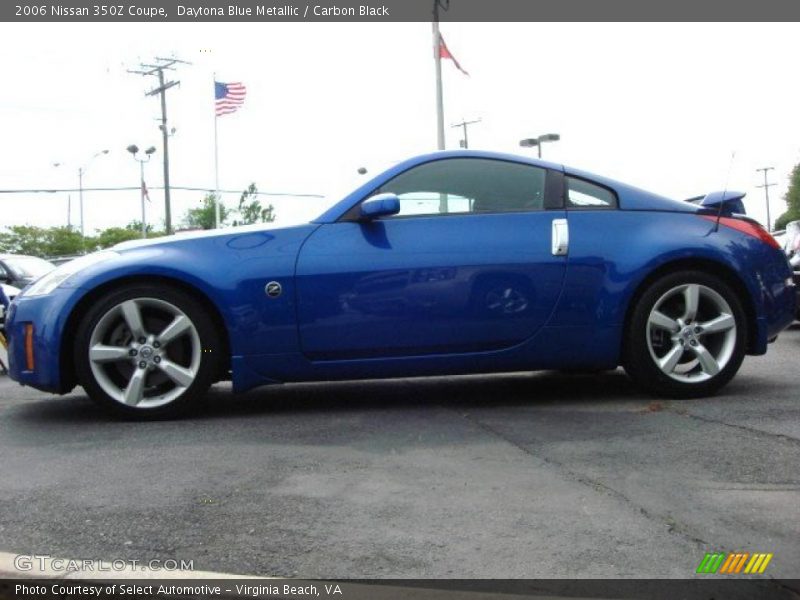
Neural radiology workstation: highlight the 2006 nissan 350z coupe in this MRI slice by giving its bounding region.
[6,151,796,418]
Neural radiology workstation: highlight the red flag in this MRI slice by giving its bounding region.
[141,179,151,202]
[438,34,469,76]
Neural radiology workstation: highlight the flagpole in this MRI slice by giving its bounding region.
[432,20,445,151]
[140,160,147,238]
[432,4,448,213]
[213,74,221,229]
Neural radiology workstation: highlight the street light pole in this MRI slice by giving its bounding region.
[520,133,560,159]
[78,150,109,244]
[54,151,108,246]
[139,160,146,237]
[756,166,776,231]
[127,145,156,238]
[78,167,85,238]
[52,162,72,228]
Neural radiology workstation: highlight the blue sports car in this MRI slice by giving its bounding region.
[5,150,796,418]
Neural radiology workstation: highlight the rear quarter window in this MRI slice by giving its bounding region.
[566,177,617,209]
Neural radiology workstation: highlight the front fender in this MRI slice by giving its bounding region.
[7,225,318,393]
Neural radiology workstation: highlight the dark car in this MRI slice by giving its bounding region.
[0,254,55,290]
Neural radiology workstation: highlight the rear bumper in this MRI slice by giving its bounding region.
[744,249,796,354]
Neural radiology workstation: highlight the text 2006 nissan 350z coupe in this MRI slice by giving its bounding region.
[6,151,796,418]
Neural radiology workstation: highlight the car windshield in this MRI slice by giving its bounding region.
[5,256,55,279]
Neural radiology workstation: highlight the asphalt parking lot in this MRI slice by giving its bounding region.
[0,326,798,582]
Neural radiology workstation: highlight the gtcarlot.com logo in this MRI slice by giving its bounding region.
[14,554,194,573]
[696,552,773,574]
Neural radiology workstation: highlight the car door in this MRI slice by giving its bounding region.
[295,157,568,360]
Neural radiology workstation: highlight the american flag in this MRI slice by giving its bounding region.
[214,81,246,116]
[141,178,150,202]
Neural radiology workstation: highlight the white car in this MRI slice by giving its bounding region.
[782,221,800,317]
[1,282,20,321]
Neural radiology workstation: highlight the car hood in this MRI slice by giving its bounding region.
[1,283,21,298]
[113,221,305,252]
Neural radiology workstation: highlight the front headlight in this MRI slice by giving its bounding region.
[23,251,119,297]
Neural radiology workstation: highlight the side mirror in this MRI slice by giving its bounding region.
[360,193,400,220]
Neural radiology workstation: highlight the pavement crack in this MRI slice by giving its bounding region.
[452,409,711,549]
[674,409,800,447]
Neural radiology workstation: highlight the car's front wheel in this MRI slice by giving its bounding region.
[74,284,220,419]
[623,270,746,398]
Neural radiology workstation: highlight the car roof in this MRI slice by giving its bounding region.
[314,149,695,222]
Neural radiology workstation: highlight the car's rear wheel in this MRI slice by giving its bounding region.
[623,270,746,398]
[74,284,220,419]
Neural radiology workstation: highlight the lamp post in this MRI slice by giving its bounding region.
[51,162,71,228]
[520,133,560,158]
[126,144,157,238]
[55,150,109,244]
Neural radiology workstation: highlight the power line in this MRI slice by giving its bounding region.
[0,186,324,198]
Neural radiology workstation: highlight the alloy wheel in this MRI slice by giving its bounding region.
[645,283,737,383]
[87,297,202,409]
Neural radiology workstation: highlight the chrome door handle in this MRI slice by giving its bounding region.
[552,218,569,256]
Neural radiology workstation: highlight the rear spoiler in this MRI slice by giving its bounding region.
[685,191,746,216]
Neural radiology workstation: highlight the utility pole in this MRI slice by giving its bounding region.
[756,167,776,231]
[129,57,190,235]
[451,118,481,149]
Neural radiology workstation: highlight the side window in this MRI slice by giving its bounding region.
[375,158,548,217]
[566,177,617,209]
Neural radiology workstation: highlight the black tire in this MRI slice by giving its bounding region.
[622,270,747,399]
[74,284,221,419]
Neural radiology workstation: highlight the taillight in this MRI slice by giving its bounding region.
[700,215,782,250]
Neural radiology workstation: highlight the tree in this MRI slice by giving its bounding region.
[774,163,800,231]
[0,225,86,257]
[0,225,50,256]
[182,193,230,230]
[48,226,88,256]
[95,227,142,249]
[125,220,162,235]
[234,183,275,225]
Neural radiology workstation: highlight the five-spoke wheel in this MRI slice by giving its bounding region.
[646,283,737,382]
[624,271,746,398]
[75,285,219,418]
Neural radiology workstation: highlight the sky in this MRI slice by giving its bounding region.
[1,22,799,234]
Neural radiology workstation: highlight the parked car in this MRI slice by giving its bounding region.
[781,220,800,318]
[0,254,55,290]
[49,255,81,267]
[0,282,20,326]
[5,150,796,418]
